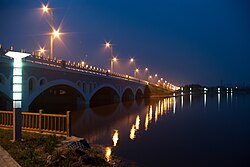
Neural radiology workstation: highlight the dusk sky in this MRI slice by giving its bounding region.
[1,0,249,86]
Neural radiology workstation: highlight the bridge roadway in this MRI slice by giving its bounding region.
[0,49,174,112]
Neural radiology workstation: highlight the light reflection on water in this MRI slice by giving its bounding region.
[71,93,250,166]
[112,130,119,147]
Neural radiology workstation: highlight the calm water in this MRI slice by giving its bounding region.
[71,93,250,167]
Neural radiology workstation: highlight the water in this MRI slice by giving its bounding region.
[71,93,250,167]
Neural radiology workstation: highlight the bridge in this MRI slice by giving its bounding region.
[0,47,177,112]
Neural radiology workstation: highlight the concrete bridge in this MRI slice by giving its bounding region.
[0,48,175,112]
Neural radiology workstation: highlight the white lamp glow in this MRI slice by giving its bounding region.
[5,51,30,108]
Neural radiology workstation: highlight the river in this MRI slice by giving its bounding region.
[71,93,250,166]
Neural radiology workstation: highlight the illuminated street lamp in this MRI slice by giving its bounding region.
[38,47,46,57]
[105,41,113,72]
[144,67,149,80]
[129,57,136,76]
[41,3,54,60]
[112,57,118,72]
[148,75,152,82]
[5,51,30,141]
[134,68,139,78]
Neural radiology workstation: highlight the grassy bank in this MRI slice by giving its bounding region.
[0,129,122,166]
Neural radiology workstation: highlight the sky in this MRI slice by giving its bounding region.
[0,0,250,86]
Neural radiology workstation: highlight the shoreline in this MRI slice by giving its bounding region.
[0,129,128,167]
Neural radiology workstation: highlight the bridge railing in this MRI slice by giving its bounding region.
[1,49,175,90]
[0,110,71,137]
[1,46,179,90]
[25,55,149,84]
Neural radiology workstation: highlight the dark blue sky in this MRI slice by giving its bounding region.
[1,0,250,86]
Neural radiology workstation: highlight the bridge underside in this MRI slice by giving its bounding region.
[122,88,134,102]
[90,87,120,107]
[29,85,85,112]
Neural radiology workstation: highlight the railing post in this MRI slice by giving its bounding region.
[66,111,71,137]
[39,109,43,133]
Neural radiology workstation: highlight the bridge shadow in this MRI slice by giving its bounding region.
[91,103,118,117]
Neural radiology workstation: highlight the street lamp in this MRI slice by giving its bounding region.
[38,47,46,57]
[148,75,152,82]
[129,57,136,76]
[144,67,149,80]
[134,68,139,78]
[105,41,113,72]
[112,57,118,72]
[41,3,54,60]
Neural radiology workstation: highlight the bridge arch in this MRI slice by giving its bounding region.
[89,84,120,107]
[26,79,87,108]
[135,87,144,100]
[121,86,134,102]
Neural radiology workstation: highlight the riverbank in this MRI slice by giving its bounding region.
[0,129,125,166]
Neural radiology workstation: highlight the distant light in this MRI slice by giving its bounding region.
[105,42,111,48]
[42,3,49,13]
[145,67,148,71]
[39,47,46,54]
[112,57,117,62]
[53,29,61,38]
[130,58,134,63]
[149,75,152,79]
[161,78,163,81]
[155,74,158,77]
[135,68,139,72]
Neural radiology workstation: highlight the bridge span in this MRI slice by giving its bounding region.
[0,48,176,112]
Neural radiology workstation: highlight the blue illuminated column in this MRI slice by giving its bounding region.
[5,51,30,141]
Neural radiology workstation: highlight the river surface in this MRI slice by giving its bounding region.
[71,93,250,167]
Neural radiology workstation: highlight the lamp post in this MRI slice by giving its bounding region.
[5,51,30,141]
[38,47,46,57]
[42,3,54,60]
[134,68,139,78]
[112,57,117,72]
[148,75,152,82]
[144,67,149,80]
[105,42,113,73]
[130,57,136,76]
